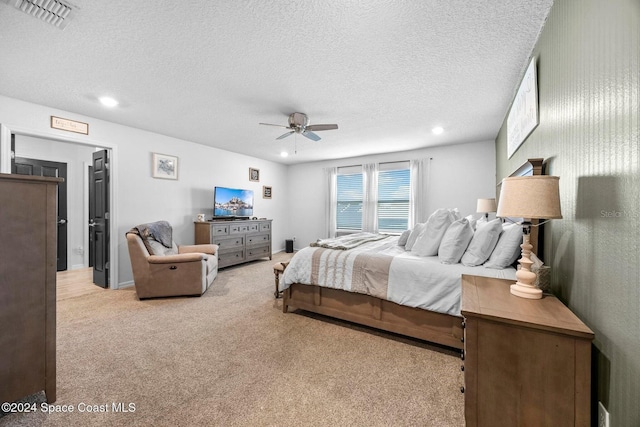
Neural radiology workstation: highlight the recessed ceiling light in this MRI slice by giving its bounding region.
[99,96,119,107]
[280,151,289,158]
[432,126,444,135]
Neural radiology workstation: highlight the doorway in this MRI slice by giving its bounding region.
[8,132,115,288]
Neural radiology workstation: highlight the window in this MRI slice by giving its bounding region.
[335,162,410,233]
[336,172,363,230]
[377,168,410,232]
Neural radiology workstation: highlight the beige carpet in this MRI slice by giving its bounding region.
[1,252,464,426]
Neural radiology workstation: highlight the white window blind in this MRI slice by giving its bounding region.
[336,173,363,230]
[377,168,410,231]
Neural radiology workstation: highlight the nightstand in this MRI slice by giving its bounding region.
[460,274,594,426]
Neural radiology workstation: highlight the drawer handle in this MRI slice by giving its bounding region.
[460,350,464,361]
[462,321,466,329]
[460,386,465,394]
[460,365,464,372]
[461,336,464,343]
[169,266,177,270]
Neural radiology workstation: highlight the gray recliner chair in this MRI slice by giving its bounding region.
[126,221,218,299]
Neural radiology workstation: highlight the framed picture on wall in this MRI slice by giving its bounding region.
[507,57,539,158]
[263,186,272,199]
[249,167,260,182]
[152,153,179,180]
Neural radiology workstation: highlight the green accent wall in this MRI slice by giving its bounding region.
[495,0,639,425]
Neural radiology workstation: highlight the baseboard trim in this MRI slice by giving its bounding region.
[117,280,134,289]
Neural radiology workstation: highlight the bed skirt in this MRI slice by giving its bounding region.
[283,283,464,350]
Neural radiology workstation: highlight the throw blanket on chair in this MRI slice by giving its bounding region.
[127,220,177,256]
[310,232,391,250]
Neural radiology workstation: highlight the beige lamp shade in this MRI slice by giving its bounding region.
[497,176,563,219]
[476,198,497,213]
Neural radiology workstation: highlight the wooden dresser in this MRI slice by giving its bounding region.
[194,219,272,268]
[461,274,594,427]
[0,174,61,404]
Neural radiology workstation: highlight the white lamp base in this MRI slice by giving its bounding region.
[510,229,543,300]
[510,283,543,299]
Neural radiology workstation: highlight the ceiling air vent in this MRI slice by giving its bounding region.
[2,0,77,30]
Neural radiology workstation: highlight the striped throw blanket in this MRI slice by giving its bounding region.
[310,232,391,250]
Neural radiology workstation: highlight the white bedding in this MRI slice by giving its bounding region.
[281,235,517,316]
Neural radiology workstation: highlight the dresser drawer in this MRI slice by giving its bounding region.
[246,244,270,260]
[259,222,271,232]
[230,223,250,234]
[218,249,245,267]
[214,235,244,251]
[212,224,229,236]
[246,233,270,247]
[247,223,260,233]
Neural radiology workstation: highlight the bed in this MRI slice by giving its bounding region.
[280,159,543,350]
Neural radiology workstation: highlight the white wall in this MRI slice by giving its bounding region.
[286,140,497,249]
[0,94,290,287]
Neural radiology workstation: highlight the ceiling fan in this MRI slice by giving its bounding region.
[259,112,338,141]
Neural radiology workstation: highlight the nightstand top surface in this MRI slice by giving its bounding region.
[461,274,594,339]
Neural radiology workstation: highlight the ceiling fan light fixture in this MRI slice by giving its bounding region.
[260,112,338,142]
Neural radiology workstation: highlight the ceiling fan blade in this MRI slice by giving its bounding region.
[302,131,321,141]
[276,131,294,140]
[306,124,338,131]
[259,122,290,128]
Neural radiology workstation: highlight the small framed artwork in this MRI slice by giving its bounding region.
[249,167,260,182]
[263,186,272,199]
[152,153,179,180]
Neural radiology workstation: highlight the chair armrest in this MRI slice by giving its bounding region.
[179,244,218,255]
[148,253,206,264]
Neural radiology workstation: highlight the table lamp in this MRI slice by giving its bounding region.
[496,176,562,299]
[476,198,497,220]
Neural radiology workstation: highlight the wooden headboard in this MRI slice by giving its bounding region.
[497,158,544,257]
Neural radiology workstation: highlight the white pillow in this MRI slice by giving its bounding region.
[438,218,474,264]
[484,223,524,269]
[404,222,426,251]
[398,229,411,246]
[411,208,458,257]
[461,219,503,266]
[465,214,478,231]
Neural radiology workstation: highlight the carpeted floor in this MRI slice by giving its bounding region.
[1,252,464,426]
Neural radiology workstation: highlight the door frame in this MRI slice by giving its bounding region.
[0,123,120,289]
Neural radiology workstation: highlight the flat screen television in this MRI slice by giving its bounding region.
[214,186,253,218]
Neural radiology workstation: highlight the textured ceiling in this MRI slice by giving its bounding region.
[0,0,552,164]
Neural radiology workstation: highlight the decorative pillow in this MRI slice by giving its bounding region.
[465,214,478,231]
[476,216,488,227]
[438,218,474,264]
[404,223,426,251]
[461,219,503,266]
[484,223,524,269]
[411,208,458,256]
[398,229,411,246]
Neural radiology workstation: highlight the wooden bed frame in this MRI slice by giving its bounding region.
[283,158,543,350]
[283,284,465,349]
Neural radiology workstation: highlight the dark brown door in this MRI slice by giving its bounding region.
[90,150,109,287]
[88,165,95,268]
[11,152,68,272]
